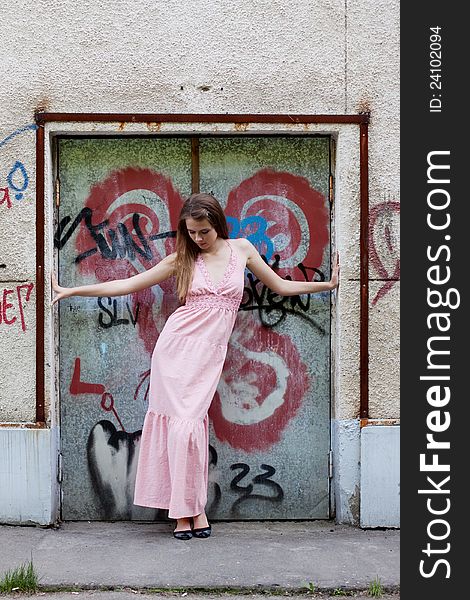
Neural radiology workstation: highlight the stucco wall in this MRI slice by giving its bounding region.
[0,0,399,425]
[1,0,400,528]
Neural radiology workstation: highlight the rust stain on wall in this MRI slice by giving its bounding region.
[34,97,51,113]
[146,122,162,132]
[234,122,249,132]
[348,485,360,524]
[361,418,400,428]
[356,99,372,114]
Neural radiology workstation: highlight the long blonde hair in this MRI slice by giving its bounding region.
[175,193,230,303]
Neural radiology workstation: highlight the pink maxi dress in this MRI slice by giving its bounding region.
[133,238,245,519]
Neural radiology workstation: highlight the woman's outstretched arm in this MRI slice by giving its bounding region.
[242,239,339,296]
[50,252,177,307]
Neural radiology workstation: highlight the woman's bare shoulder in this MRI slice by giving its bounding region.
[229,238,251,266]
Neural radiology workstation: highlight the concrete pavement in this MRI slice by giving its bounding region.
[0,594,400,600]
[0,521,399,594]
[0,593,400,600]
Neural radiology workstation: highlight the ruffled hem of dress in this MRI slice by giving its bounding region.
[132,497,206,519]
[133,410,209,519]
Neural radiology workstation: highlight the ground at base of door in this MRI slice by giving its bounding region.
[0,521,399,593]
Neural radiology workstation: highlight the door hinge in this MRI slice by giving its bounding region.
[57,452,63,483]
[55,177,60,207]
[329,174,334,204]
[328,450,333,479]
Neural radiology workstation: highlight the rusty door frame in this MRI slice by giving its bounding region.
[35,112,370,427]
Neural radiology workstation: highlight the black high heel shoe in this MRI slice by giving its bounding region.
[173,527,193,540]
[192,523,212,538]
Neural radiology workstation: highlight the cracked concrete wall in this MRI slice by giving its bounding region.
[1,1,399,427]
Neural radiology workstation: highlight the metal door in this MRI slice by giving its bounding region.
[57,137,192,520]
[57,136,331,520]
[200,137,331,518]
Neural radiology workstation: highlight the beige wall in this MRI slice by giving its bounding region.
[0,0,399,424]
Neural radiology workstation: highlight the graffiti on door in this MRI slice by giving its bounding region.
[59,136,331,520]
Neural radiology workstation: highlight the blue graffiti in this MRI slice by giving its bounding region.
[0,124,38,150]
[227,215,275,260]
[7,161,29,200]
[0,124,36,207]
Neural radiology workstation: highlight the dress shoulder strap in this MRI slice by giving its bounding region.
[226,237,247,271]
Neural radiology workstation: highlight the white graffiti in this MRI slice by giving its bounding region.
[217,327,289,425]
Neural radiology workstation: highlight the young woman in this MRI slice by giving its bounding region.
[51,193,339,540]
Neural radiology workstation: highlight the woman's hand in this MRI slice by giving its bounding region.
[329,251,340,290]
[50,271,73,307]
[242,238,340,296]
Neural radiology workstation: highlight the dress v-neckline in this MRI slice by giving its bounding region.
[197,239,234,292]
